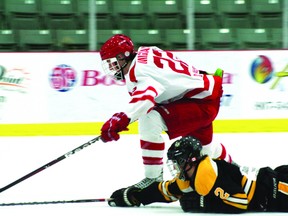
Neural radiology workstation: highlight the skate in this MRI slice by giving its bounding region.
[132,170,163,190]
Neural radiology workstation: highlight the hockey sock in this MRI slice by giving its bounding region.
[140,139,165,179]
[217,143,232,163]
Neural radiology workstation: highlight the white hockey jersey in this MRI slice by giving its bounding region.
[124,46,221,123]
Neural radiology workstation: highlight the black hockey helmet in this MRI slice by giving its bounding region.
[167,136,202,180]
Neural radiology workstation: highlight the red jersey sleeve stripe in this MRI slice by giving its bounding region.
[129,95,155,105]
[132,86,158,97]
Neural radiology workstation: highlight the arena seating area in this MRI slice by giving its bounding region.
[0,0,284,51]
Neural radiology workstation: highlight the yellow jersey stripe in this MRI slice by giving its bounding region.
[278,181,288,195]
[241,175,256,203]
[241,176,247,188]
[175,178,194,193]
[246,181,256,202]
[158,181,178,202]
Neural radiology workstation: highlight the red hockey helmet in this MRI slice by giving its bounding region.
[100,34,135,60]
[100,34,135,80]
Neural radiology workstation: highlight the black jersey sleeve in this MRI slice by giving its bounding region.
[134,177,193,205]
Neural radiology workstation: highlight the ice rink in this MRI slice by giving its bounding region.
[0,133,288,216]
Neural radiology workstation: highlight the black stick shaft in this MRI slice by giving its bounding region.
[0,136,101,193]
[0,198,112,206]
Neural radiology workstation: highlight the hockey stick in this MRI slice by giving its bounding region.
[0,198,112,206]
[0,136,102,194]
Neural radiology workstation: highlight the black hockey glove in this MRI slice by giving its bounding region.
[179,191,205,212]
[108,187,141,207]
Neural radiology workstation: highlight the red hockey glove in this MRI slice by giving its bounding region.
[101,112,130,142]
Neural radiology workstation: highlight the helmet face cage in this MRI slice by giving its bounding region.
[167,157,188,180]
[101,57,124,80]
[101,53,128,80]
[167,136,202,181]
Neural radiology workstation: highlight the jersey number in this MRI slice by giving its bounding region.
[214,187,230,199]
[152,49,191,75]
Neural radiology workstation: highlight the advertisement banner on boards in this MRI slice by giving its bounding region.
[176,50,288,119]
[0,50,287,124]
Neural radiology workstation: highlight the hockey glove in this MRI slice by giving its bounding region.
[179,191,205,212]
[101,112,130,142]
[108,187,141,207]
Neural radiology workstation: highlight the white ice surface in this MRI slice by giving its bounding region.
[0,133,288,216]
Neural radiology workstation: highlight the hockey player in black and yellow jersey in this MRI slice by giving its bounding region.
[108,136,288,213]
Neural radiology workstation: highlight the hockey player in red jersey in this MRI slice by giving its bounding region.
[108,136,288,213]
[99,34,234,189]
